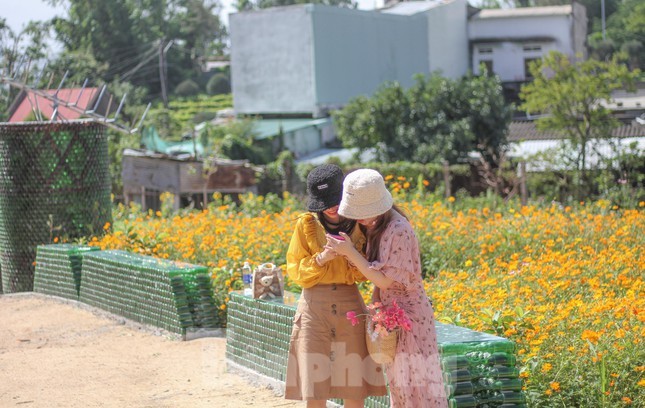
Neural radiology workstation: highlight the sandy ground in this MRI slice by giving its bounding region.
[0,293,305,408]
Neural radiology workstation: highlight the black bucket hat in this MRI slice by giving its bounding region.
[306,164,344,212]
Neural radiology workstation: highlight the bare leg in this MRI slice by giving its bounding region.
[306,400,326,408]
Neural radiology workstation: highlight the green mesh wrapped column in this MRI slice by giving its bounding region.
[0,121,111,293]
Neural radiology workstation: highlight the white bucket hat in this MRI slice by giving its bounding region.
[338,169,393,219]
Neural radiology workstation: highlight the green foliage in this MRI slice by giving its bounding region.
[0,20,52,120]
[580,0,645,70]
[520,51,640,198]
[147,94,233,132]
[49,0,227,96]
[173,79,201,97]
[333,72,512,165]
[200,118,272,164]
[206,73,231,95]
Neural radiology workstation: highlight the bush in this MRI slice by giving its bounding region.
[174,79,201,97]
[206,73,231,95]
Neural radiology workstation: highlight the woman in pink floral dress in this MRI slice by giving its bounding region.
[326,169,448,408]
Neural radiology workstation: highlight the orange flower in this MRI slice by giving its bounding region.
[581,330,600,344]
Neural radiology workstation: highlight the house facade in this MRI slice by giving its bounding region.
[468,4,587,99]
[230,0,469,118]
[228,1,591,159]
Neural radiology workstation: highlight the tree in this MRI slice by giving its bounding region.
[334,82,411,163]
[333,72,511,165]
[0,19,52,120]
[48,0,227,97]
[206,72,230,95]
[519,51,639,198]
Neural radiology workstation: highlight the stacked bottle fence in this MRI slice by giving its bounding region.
[226,292,527,407]
[32,245,218,336]
[0,121,111,293]
[78,250,217,335]
[33,244,99,300]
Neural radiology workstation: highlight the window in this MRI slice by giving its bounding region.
[524,58,539,80]
[478,47,493,55]
[480,60,493,74]
[523,45,542,52]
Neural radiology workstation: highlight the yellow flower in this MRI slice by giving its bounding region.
[541,363,553,373]
[550,382,560,392]
[622,397,632,404]
[637,379,645,387]
[465,260,473,267]
[581,329,600,344]
[448,196,455,203]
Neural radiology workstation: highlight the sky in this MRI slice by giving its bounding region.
[2,0,384,34]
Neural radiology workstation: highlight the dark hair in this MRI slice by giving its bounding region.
[364,204,408,262]
[318,212,356,236]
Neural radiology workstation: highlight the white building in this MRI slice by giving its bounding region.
[228,1,592,159]
[468,4,587,83]
[230,0,469,118]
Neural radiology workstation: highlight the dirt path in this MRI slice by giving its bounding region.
[0,293,305,408]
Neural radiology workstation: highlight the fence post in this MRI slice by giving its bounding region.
[443,160,451,198]
[520,161,528,206]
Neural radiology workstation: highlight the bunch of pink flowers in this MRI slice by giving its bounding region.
[346,300,412,338]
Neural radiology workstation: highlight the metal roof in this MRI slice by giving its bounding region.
[508,120,645,142]
[252,118,331,140]
[472,5,572,20]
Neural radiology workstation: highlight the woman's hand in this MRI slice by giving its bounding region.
[316,247,337,266]
[325,232,357,257]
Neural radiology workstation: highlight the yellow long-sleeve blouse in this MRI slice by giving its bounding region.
[286,212,368,288]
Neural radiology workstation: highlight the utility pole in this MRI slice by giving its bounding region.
[159,39,168,108]
[601,0,606,40]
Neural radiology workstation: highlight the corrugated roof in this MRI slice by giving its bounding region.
[252,118,331,140]
[472,5,572,19]
[509,137,645,171]
[295,147,376,164]
[508,120,645,142]
[380,0,444,15]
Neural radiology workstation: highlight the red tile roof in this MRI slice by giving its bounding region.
[8,87,101,122]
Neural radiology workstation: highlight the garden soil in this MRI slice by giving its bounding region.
[0,293,305,408]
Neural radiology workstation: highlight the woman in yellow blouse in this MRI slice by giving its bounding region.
[284,164,387,407]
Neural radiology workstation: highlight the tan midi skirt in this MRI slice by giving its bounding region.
[285,283,387,401]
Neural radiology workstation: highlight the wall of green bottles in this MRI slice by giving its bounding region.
[33,245,217,336]
[0,121,112,293]
[33,244,100,300]
[226,292,528,407]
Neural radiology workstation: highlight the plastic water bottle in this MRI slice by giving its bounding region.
[242,262,253,296]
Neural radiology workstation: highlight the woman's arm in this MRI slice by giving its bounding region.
[325,233,394,290]
[286,216,338,288]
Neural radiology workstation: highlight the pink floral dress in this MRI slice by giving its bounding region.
[368,211,448,408]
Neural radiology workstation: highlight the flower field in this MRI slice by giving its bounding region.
[89,189,645,407]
